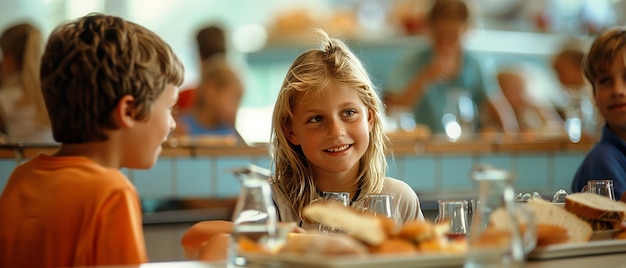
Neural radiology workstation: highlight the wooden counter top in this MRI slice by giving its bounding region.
[0,135,596,160]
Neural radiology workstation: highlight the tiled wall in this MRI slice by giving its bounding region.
[0,152,586,199]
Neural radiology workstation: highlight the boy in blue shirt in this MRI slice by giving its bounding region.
[572,27,626,200]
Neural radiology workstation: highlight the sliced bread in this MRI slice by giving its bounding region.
[565,193,626,222]
[302,201,386,245]
[526,198,592,244]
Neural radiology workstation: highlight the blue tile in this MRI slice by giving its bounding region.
[175,158,212,197]
[401,156,436,193]
[440,155,475,191]
[0,160,17,193]
[252,157,272,173]
[553,152,586,192]
[215,157,254,198]
[514,154,550,192]
[476,154,514,171]
[133,159,173,198]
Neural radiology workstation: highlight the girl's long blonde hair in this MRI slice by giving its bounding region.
[270,29,388,223]
[0,23,49,126]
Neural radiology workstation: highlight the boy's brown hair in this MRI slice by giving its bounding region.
[40,13,184,143]
[584,27,626,92]
[427,0,470,23]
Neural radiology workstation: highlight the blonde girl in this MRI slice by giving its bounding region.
[270,29,424,229]
[180,29,425,260]
[0,22,52,143]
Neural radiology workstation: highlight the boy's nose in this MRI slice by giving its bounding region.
[612,78,626,97]
[170,114,177,130]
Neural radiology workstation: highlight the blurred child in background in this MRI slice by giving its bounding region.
[385,0,517,134]
[0,22,53,143]
[173,55,243,138]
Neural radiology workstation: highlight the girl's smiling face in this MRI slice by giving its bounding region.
[286,84,373,179]
[594,51,626,130]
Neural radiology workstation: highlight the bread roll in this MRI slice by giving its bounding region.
[369,238,417,254]
[565,193,626,222]
[279,233,368,256]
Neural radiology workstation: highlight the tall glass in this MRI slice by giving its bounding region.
[228,165,277,267]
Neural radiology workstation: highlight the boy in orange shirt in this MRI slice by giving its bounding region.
[0,13,183,267]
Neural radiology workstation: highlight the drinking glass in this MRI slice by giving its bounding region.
[435,200,469,239]
[228,165,277,267]
[362,193,395,219]
[321,191,350,206]
[582,179,615,200]
[469,199,483,230]
[317,191,350,234]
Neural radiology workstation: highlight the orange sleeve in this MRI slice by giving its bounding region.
[91,188,147,265]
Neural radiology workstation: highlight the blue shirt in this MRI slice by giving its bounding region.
[571,124,626,199]
[180,113,236,136]
[387,48,494,133]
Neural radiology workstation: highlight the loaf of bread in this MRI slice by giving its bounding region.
[302,201,387,245]
[565,193,626,223]
[526,198,592,245]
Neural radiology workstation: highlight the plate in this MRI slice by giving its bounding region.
[244,252,466,268]
[527,239,626,260]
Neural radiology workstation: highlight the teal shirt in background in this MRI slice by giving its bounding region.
[387,47,495,133]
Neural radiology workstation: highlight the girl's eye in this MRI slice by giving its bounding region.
[343,109,356,117]
[308,115,322,123]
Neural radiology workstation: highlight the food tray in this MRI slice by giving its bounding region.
[528,239,626,260]
[244,252,465,268]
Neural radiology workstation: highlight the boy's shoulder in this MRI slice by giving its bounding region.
[14,154,129,186]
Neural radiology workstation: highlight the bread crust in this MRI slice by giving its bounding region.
[565,193,626,222]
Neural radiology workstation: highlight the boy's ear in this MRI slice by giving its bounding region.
[113,95,137,128]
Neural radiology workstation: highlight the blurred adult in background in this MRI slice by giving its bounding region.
[0,22,53,143]
[175,25,227,113]
[496,68,563,135]
[172,55,243,138]
[552,41,600,139]
[385,0,517,135]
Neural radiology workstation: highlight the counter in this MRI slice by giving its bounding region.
[0,135,597,226]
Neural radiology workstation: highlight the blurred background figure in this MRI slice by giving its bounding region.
[0,22,53,143]
[551,40,599,141]
[385,0,517,137]
[173,55,244,139]
[496,67,563,136]
[176,24,228,113]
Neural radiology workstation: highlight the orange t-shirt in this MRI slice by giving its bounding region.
[0,154,147,267]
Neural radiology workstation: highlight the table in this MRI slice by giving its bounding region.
[90,252,626,268]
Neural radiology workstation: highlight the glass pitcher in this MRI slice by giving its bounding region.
[465,165,536,268]
[228,165,277,267]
